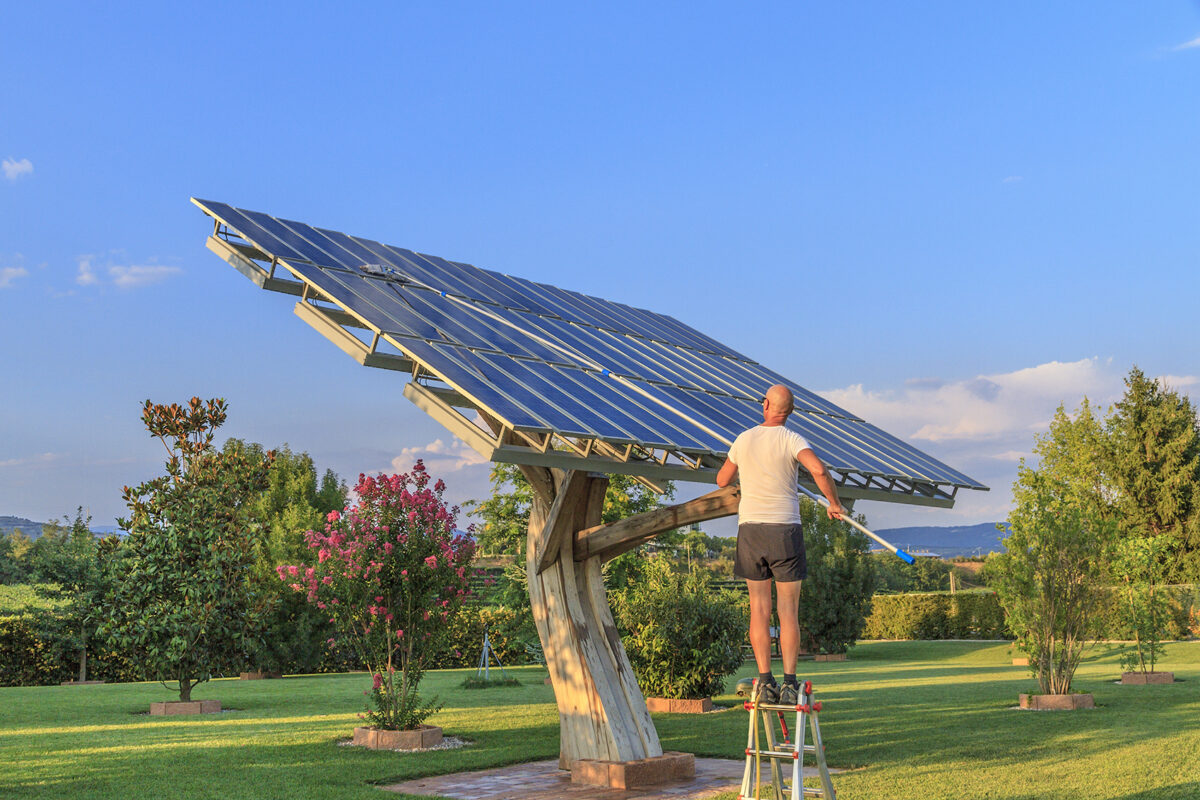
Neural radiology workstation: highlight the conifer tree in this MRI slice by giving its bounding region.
[1106,367,1200,582]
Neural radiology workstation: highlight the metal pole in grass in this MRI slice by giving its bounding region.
[476,624,510,682]
[797,484,916,564]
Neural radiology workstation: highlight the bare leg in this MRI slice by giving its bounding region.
[746,579,774,674]
[775,579,803,676]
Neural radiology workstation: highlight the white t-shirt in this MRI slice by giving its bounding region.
[727,425,812,525]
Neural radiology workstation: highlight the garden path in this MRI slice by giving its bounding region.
[382,757,838,799]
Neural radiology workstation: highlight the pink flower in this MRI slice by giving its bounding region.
[372,673,382,690]
[425,555,438,568]
[287,565,299,577]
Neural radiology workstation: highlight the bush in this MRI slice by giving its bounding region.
[863,591,1009,640]
[611,560,747,699]
[281,463,474,731]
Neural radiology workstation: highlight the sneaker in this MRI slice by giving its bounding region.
[779,683,798,705]
[756,681,780,704]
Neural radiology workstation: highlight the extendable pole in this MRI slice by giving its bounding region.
[797,485,915,564]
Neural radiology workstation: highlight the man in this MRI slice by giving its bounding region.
[716,384,845,704]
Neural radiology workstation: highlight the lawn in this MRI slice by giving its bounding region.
[2,641,1197,800]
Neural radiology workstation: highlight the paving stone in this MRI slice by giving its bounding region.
[381,756,836,800]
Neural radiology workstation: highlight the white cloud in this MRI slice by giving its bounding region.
[392,438,489,474]
[76,258,100,286]
[108,264,182,288]
[822,357,1120,445]
[818,359,1196,529]
[1159,374,1199,389]
[2,158,33,181]
[0,266,28,289]
[1174,35,1200,51]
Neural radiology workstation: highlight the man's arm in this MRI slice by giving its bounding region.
[716,458,738,488]
[797,448,845,520]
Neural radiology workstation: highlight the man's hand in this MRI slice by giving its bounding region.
[826,503,846,521]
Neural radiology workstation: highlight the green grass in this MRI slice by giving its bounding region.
[2,641,1198,799]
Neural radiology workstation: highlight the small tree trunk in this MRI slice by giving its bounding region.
[180,677,192,702]
[79,627,88,683]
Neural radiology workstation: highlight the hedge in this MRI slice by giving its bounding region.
[862,585,1199,641]
[424,604,538,670]
[863,591,1009,640]
[0,615,63,686]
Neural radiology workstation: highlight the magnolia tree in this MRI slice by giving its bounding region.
[281,461,475,731]
[102,398,273,701]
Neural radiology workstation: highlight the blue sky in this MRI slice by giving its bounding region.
[2,3,1197,536]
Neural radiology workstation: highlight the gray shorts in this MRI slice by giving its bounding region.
[734,522,806,582]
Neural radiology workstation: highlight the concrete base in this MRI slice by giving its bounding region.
[1121,671,1174,685]
[150,700,221,715]
[571,752,695,790]
[60,680,105,686]
[1019,693,1094,710]
[646,697,713,714]
[353,725,443,750]
[814,653,846,662]
[1012,657,1030,666]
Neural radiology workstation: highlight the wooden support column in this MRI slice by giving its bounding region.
[526,469,664,769]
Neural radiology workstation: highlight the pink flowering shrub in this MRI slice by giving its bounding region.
[279,460,475,730]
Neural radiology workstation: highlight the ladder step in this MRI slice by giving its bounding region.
[746,743,818,757]
[802,787,825,797]
[751,701,807,712]
[746,748,798,760]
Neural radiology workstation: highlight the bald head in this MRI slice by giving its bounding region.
[762,384,794,423]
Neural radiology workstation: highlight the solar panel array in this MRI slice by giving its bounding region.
[193,198,986,505]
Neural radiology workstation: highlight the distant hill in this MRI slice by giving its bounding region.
[0,516,49,540]
[0,516,124,540]
[872,522,1010,559]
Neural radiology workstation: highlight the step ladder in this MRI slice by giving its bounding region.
[738,679,837,800]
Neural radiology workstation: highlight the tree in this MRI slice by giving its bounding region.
[281,462,475,730]
[30,508,113,682]
[1111,534,1172,675]
[1106,367,1200,582]
[227,440,347,674]
[0,532,32,584]
[992,404,1115,695]
[100,398,273,702]
[797,500,876,655]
